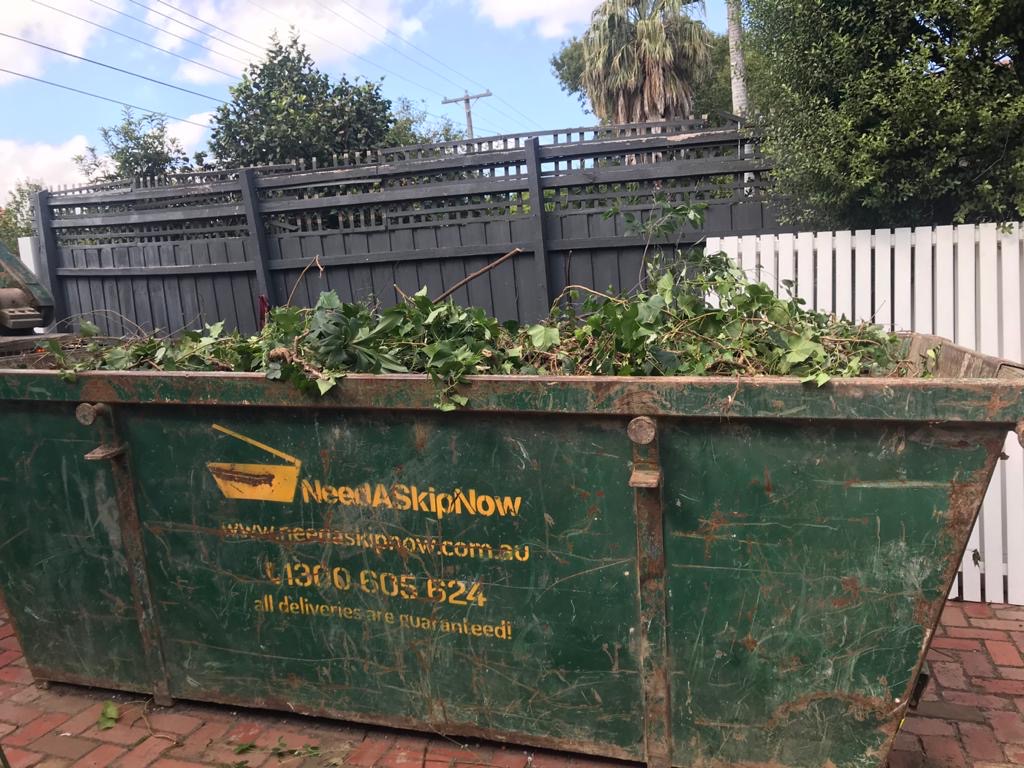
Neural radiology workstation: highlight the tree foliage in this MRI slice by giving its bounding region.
[208,35,393,166]
[555,31,755,125]
[384,98,465,147]
[691,34,733,121]
[0,180,42,255]
[550,37,589,111]
[579,0,713,122]
[746,0,1024,228]
[74,109,188,182]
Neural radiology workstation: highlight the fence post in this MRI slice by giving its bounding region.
[239,168,275,307]
[31,190,68,330]
[524,137,552,319]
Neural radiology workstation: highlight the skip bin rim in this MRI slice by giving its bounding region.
[1,368,1024,425]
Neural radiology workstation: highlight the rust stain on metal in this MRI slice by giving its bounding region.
[761,691,898,728]
[413,422,430,453]
[79,378,120,403]
[831,576,862,609]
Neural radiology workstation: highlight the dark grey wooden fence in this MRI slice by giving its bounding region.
[34,121,776,335]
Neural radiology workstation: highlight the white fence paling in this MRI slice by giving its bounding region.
[707,223,1024,605]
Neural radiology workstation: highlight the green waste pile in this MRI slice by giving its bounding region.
[40,251,907,410]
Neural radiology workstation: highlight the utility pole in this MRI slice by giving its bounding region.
[441,89,492,139]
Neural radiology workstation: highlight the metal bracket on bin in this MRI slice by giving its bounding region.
[76,402,173,707]
[628,416,672,768]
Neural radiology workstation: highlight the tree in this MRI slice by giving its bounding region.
[746,0,1024,228]
[0,181,43,255]
[555,31,756,124]
[579,0,713,123]
[74,108,188,182]
[725,0,749,116]
[550,37,589,111]
[384,98,465,147]
[691,34,733,120]
[209,35,393,166]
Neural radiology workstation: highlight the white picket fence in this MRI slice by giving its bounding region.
[707,223,1024,605]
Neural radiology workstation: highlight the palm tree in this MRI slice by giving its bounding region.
[581,0,713,124]
[725,0,749,117]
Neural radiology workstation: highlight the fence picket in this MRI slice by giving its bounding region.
[777,233,795,298]
[892,228,913,331]
[740,235,759,281]
[1002,224,1024,604]
[977,224,1003,601]
[815,232,834,313]
[834,230,853,320]
[874,230,892,329]
[934,226,955,341]
[854,230,872,323]
[913,227,934,333]
[955,224,983,601]
[796,232,815,307]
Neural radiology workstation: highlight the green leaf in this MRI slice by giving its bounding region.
[315,376,337,395]
[785,335,824,364]
[527,324,560,351]
[80,320,101,337]
[233,742,256,755]
[97,701,119,730]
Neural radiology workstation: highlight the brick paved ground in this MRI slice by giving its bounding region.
[5,602,1024,767]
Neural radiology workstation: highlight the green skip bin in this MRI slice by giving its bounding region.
[0,334,1022,768]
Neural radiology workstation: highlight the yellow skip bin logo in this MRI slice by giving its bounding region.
[207,424,302,503]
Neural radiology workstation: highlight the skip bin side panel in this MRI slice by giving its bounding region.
[0,403,150,690]
[122,407,646,759]
[662,420,1003,768]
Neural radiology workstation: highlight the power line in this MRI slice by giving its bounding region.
[25,0,508,136]
[310,0,466,93]
[0,32,227,104]
[150,0,266,52]
[30,0,236,79]
[82,0,250,66]
[123,0,263,58]
[0,67,211,128]
[149,0,527,131]
[242,0,450,101]
[329,0,540,129]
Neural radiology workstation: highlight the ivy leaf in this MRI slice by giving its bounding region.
[527,324,560,351]
[97,701,120,730]
[785,335,824,364]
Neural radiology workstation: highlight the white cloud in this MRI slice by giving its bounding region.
[0,136,90,200]
[167,111,214,155]
[0,0,123,85]
[472,0,597,38]
[137,0,428,85]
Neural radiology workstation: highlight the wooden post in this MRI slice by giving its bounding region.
[32,189,68,330]
[239,168,275,306]
[524,137,552,319]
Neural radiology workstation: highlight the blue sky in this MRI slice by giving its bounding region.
[0,0,728,198]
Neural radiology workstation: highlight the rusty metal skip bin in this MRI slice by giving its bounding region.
[1,334,1023,768]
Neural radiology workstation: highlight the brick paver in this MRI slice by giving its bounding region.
[10,604,1024,766]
